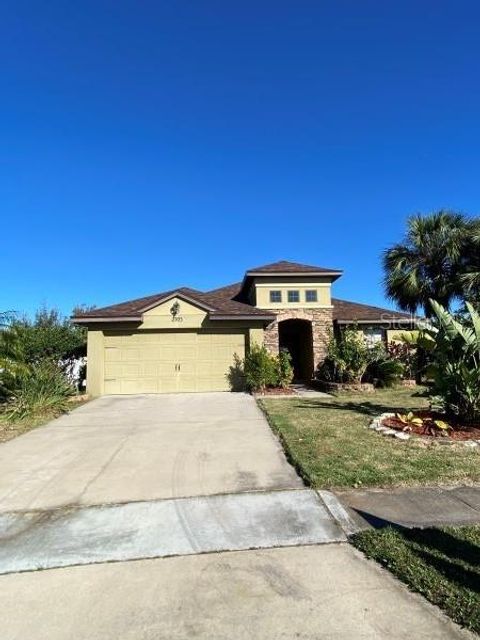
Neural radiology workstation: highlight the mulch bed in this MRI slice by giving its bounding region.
[382,410,480,441]
[256,387,296,396]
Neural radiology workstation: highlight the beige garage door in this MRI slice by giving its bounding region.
[103,330,246,394]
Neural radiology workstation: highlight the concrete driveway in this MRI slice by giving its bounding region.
[0,393,473,639]
[0,393,302,513]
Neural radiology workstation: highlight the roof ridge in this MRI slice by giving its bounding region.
[246,260,342,274]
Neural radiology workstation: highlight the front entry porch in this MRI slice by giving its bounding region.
[278,319,314,381]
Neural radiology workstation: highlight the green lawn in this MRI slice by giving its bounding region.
[352,525,480,634]
[259,388,480,489]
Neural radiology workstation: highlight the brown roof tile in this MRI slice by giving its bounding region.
[332,298,414,323]
[206,284,415,324]
[73,285,273,321]
[246,260,342,275]
[72,264,413,326]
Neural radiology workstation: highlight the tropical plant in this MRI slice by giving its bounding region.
[368,357,404,388]
[383,211,472,316]
[385,332,429,382]
[419,300,480,424]
[319,328,378,385]
[395,412,452,436]
[4,360,74,422]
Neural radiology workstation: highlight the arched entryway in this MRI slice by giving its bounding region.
[278,319,314,381]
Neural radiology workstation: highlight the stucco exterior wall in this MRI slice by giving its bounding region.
[86,330,105,397]
[263,307,334,374]
[141,297,207,329]
[253,276,333,308]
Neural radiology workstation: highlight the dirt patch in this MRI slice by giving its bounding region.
[256,388,297,396]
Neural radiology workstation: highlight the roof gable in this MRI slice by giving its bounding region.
[72,284,274,323]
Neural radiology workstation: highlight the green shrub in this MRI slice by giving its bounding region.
[277,349,294,389]
[420,300,480,424]
[318,328,375,384]
[4,307,86,365]
[363,343,404,387]
[367,357,405,387]
[4,361,74,422]
[243,344,278,392]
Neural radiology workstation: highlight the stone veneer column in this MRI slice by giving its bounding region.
[263,307,334,373]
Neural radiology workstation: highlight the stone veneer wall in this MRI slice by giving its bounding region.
[263,308,334,373]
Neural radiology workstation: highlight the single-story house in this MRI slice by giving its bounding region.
[73,260,415,396]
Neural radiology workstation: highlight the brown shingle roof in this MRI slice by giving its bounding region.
[207,284,415,324]
[246,260,342,275]
[332,298,414,324]
[72,263,414,326]
[73,285,273,321]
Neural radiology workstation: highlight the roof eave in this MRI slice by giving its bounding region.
[246,270,343,279]
[335,318,417,325]
[72,316,142,324]
[209,313,275,321]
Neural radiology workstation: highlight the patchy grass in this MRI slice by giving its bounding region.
[0,398,89,444]
[352,525,480,634]
[259,388,480,489]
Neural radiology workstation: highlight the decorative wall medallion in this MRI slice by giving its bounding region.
[170,301,183,322]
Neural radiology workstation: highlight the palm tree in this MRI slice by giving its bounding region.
[460,219,480,307]
[383,211,469,317]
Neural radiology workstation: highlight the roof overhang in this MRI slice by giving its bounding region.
[209,314,275,321]
[72,316,142,324]
[72,290,218,324]
[245,270,343,278]
[238,269,343,300]
[335,318,417,325]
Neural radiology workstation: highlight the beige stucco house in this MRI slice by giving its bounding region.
[73,261,415,396]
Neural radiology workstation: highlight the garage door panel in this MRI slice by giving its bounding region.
[103,330,245,394]
[104,363,123,378]
[105,347,120,362]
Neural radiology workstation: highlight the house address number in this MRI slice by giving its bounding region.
[170,301,184,322]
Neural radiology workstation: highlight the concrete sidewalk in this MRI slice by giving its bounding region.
[0,545,472,640]
[335,485,480,529]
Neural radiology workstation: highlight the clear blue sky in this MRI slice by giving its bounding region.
[2,1,479,317]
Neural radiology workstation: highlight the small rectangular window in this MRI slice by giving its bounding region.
[305,290,318,303]
[269,290,282,303]
[287,290,300,303]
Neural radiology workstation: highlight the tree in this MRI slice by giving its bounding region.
[383,210,470,317]
[460,218,480,307]
[2,307,87,365]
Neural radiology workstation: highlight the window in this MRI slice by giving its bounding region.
[269,290,282,303]
[305,290,318,303]
[287,290,300,303]
[363,327,384,347]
